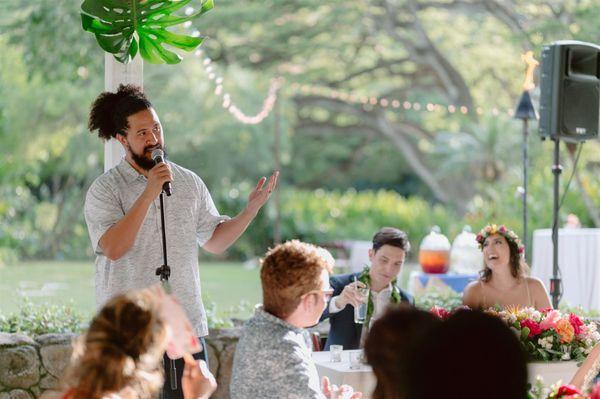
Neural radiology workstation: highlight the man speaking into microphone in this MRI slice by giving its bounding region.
[151,148,172,195]
[83,84,278,398]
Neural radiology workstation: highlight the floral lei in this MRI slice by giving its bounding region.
[475,224,525,255]
[358,266,401,327]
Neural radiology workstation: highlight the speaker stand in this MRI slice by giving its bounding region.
[550,138,563,309]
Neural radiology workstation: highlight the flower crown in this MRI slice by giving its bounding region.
[475,224,525,254]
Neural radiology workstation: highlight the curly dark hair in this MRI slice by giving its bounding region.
[88,84,152,140]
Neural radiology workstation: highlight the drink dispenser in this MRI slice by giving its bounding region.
[418,226,451,274]
[450,225,483,274]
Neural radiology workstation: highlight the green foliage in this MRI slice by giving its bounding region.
[528,377,549,399]
[0,299,87,335]
[81,0,214,64]
[279,189,457,248]
[432,116,524,184]
[559,304,600,319]
[2,0,600,266]
[213,187,459,259]
[0,296,251,335]
[1,1,102,82]
[204,296,254,329]
[414,288,463,311]
[0,22,104,261]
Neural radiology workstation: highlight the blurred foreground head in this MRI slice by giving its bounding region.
[365,306,440,399]
[407,309,528,399]
[63,288,167,399]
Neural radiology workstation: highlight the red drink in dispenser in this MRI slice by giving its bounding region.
[418,227,451,274]
[419,250,450,274]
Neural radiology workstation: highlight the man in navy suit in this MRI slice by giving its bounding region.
[321,227,414,350]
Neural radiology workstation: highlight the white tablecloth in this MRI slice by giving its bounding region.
[408,270,478,294]
[312,350,573,395]
[531,228,600,310]
[312,350,376,398]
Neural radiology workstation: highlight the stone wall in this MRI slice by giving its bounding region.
[204,328,242,399]
[0,329,242,399]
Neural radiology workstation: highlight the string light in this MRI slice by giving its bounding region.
[192,48,515,123]
[184,9,516,123]
[194,49,283,125]
[288,83,518,117]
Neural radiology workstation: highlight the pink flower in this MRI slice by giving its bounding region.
[499,225,507,233]
[520,319,542,337]
[590,382,600,399]
[540,310,561,331]
[556,384,583,397]
[569,313,584,336]
[430,306,451,320]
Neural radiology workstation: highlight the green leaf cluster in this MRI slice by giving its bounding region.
[414,288,463,312]
[0,298,87,335]
[81,0,214,64]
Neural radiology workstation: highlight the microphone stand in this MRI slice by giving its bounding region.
[154,192,177,393]
[156,192,171,284]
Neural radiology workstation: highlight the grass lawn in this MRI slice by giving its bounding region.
[0,260,261,320]
[0,260,418,323]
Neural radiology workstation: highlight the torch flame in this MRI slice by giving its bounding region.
[521,51,539,91]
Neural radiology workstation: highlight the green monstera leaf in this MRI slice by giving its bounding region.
[81,0,214,64]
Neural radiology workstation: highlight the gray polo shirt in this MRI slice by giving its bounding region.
[230,306,324,399]
[84,159,229,336]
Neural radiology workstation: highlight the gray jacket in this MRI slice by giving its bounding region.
[230,306,324,399]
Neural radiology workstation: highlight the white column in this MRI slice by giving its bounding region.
[103,53,144,172]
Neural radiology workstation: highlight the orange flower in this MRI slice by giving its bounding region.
[556,318,575,343]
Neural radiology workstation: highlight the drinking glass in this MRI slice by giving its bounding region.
[330,345,343,362]
[349,350,364,370]
[353,287,369,324]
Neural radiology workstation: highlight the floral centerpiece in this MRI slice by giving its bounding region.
[529,381,600,399]
[485,307,600,362]
[429,306,600,396]
[431,306,600,362]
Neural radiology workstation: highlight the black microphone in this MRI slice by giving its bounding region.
[151,148,172,196]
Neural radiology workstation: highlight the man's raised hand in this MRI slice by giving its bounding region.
[246,171,279,216]
[335,281,367,309]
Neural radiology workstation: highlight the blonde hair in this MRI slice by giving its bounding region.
[62,289,167,399]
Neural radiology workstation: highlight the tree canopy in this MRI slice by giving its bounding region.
[1,0,599,262]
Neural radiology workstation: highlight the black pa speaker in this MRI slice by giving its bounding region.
[539,40,600,142]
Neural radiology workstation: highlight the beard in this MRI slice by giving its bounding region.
[129,143,168,171]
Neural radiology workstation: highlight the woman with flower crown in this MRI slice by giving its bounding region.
[462,224,552,311]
